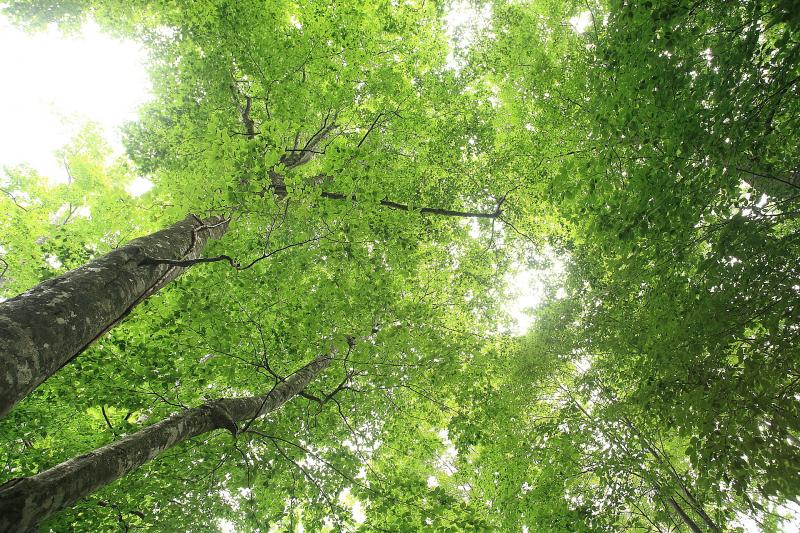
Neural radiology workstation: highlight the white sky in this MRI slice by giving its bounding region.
[443,0,492,70]
[0,14,151,185]
[504,258,565,334]
[569,11,593,34]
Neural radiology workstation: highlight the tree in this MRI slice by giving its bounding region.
[1,0,799,530]
[0,351,330,531]
[1,3,513,530]
[0,214,228,418]
[464,0,800,527]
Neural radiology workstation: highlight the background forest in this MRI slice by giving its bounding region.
[0,0,799,531]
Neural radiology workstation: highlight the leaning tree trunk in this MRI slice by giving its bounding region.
[0,353,331,531]
[666,496,704,533]
[0,215,229,418]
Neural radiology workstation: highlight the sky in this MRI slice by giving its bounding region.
[569,10,593,34]
[0,14,152,187]
[443,0,492,70]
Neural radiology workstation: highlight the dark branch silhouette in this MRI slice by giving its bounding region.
[318,191,504,219]
[140,234,324,269]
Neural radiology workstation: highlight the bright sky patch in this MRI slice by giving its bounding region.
[0,15,151,182]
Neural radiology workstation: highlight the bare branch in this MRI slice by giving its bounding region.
[62,157,75,185]
[283,120,338,169]
[231,84,257,138]
[139,233,323,270]
[59,203,78,227]
[101,405,117,436]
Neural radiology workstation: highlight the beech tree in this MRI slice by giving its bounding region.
[2,2,512,531]
[1,0,799,531]
[0,352,331,531]
[0,215,228,418]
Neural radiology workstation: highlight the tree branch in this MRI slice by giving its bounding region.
[139,234,323,270]
[0,188,28,211]
[319,191,503,219]
[357,112,384,148]
[283,120,338,169]
[231,85,257,139]
[101,405,116,435]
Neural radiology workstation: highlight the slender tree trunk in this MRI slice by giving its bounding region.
[0,354,331,531]
[670,470,720,532]
[666,495,704,533]
[0,215,229,418]
[629,421,720,532]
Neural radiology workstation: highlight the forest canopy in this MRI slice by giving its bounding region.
[0,0,799,531]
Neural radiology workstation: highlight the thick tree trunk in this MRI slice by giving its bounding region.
[0,215,229,418]
[0,354,331,531]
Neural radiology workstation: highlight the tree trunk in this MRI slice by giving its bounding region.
[666,496,704,533]
[0,215,229,418]
[0,354,331,531]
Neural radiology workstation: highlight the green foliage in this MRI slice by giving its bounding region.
[1,124,158,296]
[2,0,799,530]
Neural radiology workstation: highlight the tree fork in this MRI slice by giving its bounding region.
[0,353,332,531]
[0,215,229,418]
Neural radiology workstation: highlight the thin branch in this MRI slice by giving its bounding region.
[283,148,326,155]
[298,391,325,404]
[59,203,77,226]
[283,119,338,169]
[736,166,800,191]
[0,188,28,211]
[140,233,324,270]
[263,435,347,532]
[499,215,536,242]
[139,254,240,269]
[100,405,117,435]
[320,341,357,404]
[357,113,384,148]
[319,191,503,219]
[63,157,75,185]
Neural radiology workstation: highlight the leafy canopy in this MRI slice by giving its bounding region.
[2,0,799,530]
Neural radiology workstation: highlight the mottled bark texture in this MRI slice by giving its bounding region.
[0,215,229,418]
[0,354,331,531]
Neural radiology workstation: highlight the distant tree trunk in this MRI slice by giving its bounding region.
[665,495,703,533]
[0,353,331,531]
[0,215,229,418]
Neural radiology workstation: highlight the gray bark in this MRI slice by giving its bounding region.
[666,496,704,533]
[0,215,229,418]
[0,354,331,531]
